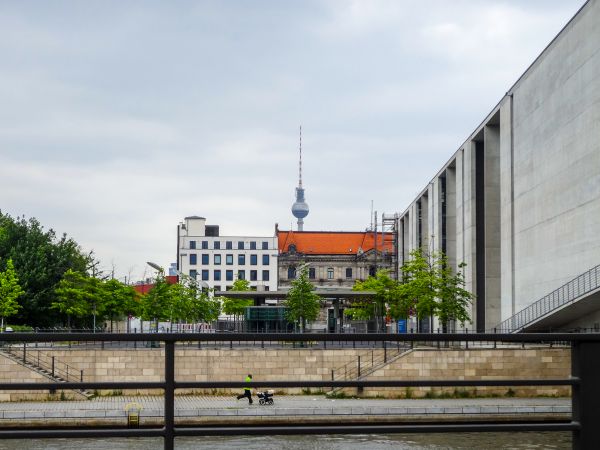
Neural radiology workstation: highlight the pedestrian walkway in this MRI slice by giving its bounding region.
[0,395,570,421]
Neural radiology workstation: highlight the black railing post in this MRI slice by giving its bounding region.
[22,343,26,363]
[572,339,600,450]
[164,339,175,450]
[384,341,387,363]
[51,356,55,377]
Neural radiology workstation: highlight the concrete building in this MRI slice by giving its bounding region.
[397,0,600,332]
[277,227,394,290]
[177,216,278,292]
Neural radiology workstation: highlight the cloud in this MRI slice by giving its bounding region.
[0,0,586,279]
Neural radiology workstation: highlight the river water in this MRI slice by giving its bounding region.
[0,433,571,449]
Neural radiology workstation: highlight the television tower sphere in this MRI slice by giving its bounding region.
[292,187,309,219]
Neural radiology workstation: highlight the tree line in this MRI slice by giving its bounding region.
[283,249,474,333]
[0,212,222,330]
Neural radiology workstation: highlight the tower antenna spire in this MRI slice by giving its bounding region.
[299,125,303,188]
[291,125,309,231]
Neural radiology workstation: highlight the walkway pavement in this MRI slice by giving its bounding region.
[0,395,570,421]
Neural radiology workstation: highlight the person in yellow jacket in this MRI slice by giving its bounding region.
[236,374,253,404]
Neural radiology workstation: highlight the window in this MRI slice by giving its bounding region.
[226,241,232,249]
[250,270,257,281]
[250,241,257,250]
[189,240,196,249]
[189,254,197,265]
[238,254,245,265]
[201,270,209,281]
[288,266,297,279]
[238,241,244,250]
[214,270,221,281]
[214,254,221,265]
[264,286,270,291]
[226,285,232,291]
[327,268,334,279]
[262,255,270,265]
[238,270,245,280]
[346,268,353,278]
[214,241,220,250]
[226,254,233,265]
[250,254,257,265]
[201,254,209,265]
[189,269,197,279]
[226,270,233,281]
[214,285,221,292]
[309,268,316,279]
[369,266,376,277]
[262,270,270,281]
[262,241,268,250]
[202,241,208,249]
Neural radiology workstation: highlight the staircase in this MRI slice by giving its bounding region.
[329,343,412,394]
[496,263,600,333]
[0,346,93,399]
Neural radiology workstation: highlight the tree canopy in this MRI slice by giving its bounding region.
[0,212,91,327]
[348,249,473,332]
[284,265,321,332]
[0,258,24,331]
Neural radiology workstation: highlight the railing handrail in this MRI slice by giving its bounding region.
[497,263,600,332]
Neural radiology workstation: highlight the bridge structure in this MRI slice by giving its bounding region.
[0,331,598,450]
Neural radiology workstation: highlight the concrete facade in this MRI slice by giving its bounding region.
[397,0,600,332]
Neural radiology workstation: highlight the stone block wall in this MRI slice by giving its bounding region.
[0,345,570,399]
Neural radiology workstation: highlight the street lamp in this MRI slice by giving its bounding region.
[146,261,164,273]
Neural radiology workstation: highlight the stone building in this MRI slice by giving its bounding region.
[277,227,394,290]
[397,0,600,333]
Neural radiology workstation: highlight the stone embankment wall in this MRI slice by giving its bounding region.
[356,346,570,398]
[0,345,570,400]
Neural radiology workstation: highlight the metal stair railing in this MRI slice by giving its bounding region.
[330,341,411,390]
[497,263,600,333]
[1,345,90,396]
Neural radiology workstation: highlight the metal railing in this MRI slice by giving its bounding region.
[497,264,600,333]
[2,345,84,384]
[0,332,599,450]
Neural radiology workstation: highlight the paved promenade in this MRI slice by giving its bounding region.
[0,395,570,424]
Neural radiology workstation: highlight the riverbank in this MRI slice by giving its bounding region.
[0,395,570,428]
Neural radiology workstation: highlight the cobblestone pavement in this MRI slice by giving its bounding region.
[0,395,570,419]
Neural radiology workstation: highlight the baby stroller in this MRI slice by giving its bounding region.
[257,389,274,405]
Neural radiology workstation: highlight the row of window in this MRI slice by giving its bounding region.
[189,240,269,250]
[212,286,270,292]
[288,267,353,280]
[189,254,270,266]
[189,269,270,282]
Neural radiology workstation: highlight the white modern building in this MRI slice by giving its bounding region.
[177,216,278,292]
[397,0,600,333]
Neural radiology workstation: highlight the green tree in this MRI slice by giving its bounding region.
[394,248,473,332]
[222,278,253,331]
[0,212,91,327]
[0,259,24,331]
[436,260,474,331]
[138,273,172,331]
[52,269,93,328]
[284,265,321,333]
[351,270,397,332]
[99,279,138,332]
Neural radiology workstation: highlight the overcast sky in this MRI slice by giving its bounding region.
[0,0,586,281]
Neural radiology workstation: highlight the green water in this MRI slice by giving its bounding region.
[0,432,571,449]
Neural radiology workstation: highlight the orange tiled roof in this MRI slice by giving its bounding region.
[278,231,394,255]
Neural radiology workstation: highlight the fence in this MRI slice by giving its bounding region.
[0,332,598,450]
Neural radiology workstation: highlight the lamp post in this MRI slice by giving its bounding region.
[146,262,165,335]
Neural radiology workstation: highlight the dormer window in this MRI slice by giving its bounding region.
[289,244,297,253]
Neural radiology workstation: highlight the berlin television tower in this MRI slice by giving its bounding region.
[291,126,309,231]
